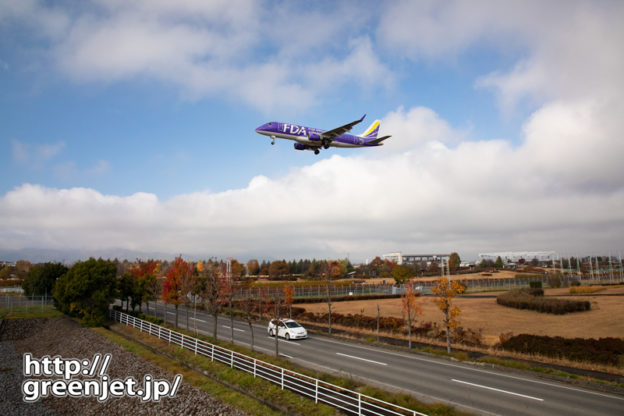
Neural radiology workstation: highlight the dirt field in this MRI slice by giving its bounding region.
[301,286,624,346]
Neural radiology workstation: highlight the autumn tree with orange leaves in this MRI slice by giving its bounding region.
[283,285,295,319]
[401,283,422,349]
[129,259,159,314]
[431,277,465,353]
[162,256,192,328]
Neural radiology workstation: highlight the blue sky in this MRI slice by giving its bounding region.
[1,1,623,262]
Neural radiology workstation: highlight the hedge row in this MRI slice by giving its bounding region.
[499,334,624,366]
[293,294,401,304]
[289,309,484,346]
[497,289,590,314]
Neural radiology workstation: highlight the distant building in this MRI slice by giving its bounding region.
[478,251,557,264]
[382,252,450,266]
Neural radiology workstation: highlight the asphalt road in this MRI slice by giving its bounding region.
[142,302,623,416]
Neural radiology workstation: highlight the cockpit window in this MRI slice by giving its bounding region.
[268,123,272,126]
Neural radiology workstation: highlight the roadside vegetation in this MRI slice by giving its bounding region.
[107,317,471,416]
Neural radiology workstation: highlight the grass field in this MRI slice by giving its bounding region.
[300,286,624,346]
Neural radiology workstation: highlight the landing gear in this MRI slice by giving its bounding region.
[322,139,330,149]
[271,135,276,145]
[314,149,320,155]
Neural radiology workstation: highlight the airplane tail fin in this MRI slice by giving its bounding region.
[359,120,381,139]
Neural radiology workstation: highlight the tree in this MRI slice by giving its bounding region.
[392,264,413,285]
[449,252,461,274]
[241,293,258,351]
[118,271,135,312]
[199,260,221,339]
[283,285,295,318]
[323,262,333,335]
[494,256,504,269]
[231,259,246,279]
[22,262,68,297]
[53,258,116,326]
[247,259,260,276]
[129,259,159,313]
[15,260,32,279]
[401,283,423,349]
[162,256,191,328]
[431,277,465,353]
[269,260,290,279]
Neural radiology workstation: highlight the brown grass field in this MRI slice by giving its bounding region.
[301,285,624,346]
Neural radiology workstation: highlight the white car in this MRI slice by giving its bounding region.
[267,319,308,340]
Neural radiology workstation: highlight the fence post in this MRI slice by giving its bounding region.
[358,393,362,416]
[181,334,184,350]
[253,359,256,378]
[281,368,284,390]
[195,338,198,355]
[231,351,234,368]
[169,329,172,345]
[211,344,214,362]
[315,379,318,404]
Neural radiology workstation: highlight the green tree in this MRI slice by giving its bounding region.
[117,271,135,312]
[22,262,68,297]
[53,258,117,326]
[392,264,413,284]
[449,252,461,273]
[494,256,504,269]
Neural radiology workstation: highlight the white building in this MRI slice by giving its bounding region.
[382,252,450,266]
[478,251,557,264]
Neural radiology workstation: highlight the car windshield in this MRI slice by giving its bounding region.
[285,321,301,328]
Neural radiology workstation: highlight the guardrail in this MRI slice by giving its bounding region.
[109,309,427,416]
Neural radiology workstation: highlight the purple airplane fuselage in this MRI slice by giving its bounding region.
[255,115,390,155]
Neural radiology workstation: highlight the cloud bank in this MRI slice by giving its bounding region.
[1,1,623,261]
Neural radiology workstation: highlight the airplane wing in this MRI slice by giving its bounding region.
[320,114,366,144]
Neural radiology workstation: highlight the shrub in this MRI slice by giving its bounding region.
[498,334,624,366]
[529,280,542,289]
[548,276,562,288]
[497,289,590,314]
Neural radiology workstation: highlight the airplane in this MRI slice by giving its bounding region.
[255,114,390,154]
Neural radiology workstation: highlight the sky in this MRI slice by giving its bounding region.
[1,0,623,263]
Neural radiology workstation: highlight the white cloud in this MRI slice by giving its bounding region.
[11,139,66,167]
[2,101,623,260]
[6,0,391,113]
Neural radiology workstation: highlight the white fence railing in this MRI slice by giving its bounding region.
[109,309,427,416]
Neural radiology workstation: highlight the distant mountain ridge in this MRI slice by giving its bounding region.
[0,247,179,264]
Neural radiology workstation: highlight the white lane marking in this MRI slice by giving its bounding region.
[314,337,624,401]
[222,325,245,332]
[281,354,293,359]
[265,336,301,345]
[166,312,175,315]
[191,317,206,323]
[336,352,387,366]
[452,379,544,402]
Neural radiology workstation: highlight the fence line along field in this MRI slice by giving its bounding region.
[299,286,624,346]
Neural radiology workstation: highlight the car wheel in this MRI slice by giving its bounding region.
[269,329,274,337]
[285,333,290,340]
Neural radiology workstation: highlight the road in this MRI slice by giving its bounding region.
[141,301,623,416]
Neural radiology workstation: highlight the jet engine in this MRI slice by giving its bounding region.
[294,143,313,151]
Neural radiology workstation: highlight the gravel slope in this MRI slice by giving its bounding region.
[0,317,250,416]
